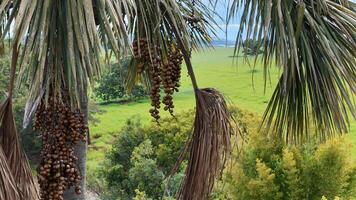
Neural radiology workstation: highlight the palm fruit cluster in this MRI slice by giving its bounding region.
[133,38,150,73]
[132,39,183,121]
[161,47,183,115]
[34,96,87,200]
[148,54,162,122]
[133,38,162,121]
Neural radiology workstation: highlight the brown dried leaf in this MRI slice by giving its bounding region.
[176,88,238,200]
[0,97,39,200]
[0,145,21,200]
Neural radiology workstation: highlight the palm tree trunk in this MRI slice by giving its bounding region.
[63,86,88,200]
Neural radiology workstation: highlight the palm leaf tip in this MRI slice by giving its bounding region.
[0,146,21,200]
[230,0,356,143]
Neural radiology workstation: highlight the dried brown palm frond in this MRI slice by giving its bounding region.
[164,11,239,199]
[0,43,39,199]
[174,88,235,200]
[0,146,21,200]
[0,97,39,200]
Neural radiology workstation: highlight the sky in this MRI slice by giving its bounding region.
[205,0,241,42]
[206,0,356,41]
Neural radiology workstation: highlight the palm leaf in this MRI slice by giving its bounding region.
[174,88,235,200]
[0,145,21,200]
[0,0,134,122]
[163,4,240,199]
[0,19,39,198]
[229,0,356,143]
[0,97,39,200]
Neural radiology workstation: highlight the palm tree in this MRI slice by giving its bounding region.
[0,0,219,199]
[0,0,354,200]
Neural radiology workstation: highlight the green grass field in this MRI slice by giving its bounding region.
[88,48,356,171]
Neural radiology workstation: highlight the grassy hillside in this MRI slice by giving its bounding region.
[88,48,356,171]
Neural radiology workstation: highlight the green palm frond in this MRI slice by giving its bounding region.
[129,0,215,49]
[229,0,356,143]
[0,0,135,123]
[93,0,135,58]
[0,0,216,116]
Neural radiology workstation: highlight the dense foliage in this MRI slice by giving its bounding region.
[94,59,147,103]
[93,112,192,199]
[223,129,356,200]
[92,107,356,200]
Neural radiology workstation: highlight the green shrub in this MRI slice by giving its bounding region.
[133,189,152,200]
[98,112,191,199]
[94,107,356,200]
[224,132,356,200]
[129,140,164,199]
[95,108,256,199]
[94,59,147,102]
